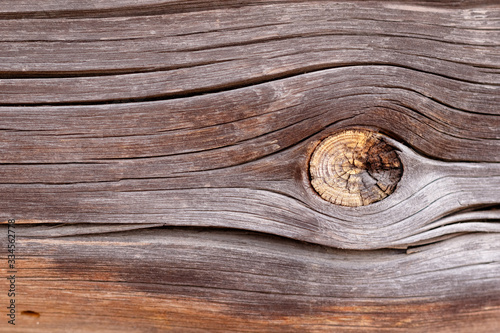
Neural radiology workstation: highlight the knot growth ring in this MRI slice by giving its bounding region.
[309,129,403,207]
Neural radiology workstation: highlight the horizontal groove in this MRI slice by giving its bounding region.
[0,2,250,20]
[1,29,495,50]
[19,224,404,252]
[10,222,165,239]
[0,0,491,20]
[0,59,235,79]
[0,62,498,107]
[0,1,360,20]
[423,204,500,231]
[0,113,357,171]
[16,223,500,255]
[0,62,359,106]
[443,203,500,217]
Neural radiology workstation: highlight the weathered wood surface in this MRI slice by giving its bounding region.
[1,0,500,331]
[5,228,500,332]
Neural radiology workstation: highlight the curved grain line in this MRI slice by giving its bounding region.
[1,63,498,106]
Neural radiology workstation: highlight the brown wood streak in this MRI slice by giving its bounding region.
[0,0,500,331]
[3,228,500,332]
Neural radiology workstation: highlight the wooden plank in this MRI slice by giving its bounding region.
[3,228,500,332]
[0,0,499,331]
[0,2,499,104]
[1,66,500,249]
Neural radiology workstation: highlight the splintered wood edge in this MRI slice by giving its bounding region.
[309,129,403,207]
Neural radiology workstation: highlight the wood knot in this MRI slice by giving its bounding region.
[309,129,403,207]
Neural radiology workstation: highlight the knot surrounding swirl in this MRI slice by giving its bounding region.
[309,129,403,207]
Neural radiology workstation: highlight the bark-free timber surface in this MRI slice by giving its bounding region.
[1,0,499,331]
[4,228,500,332]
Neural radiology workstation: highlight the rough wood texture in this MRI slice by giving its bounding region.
[3,228,500,332]
[1,0,499,331]
[309,129,403,207]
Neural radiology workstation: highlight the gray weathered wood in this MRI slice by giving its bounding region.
[1,67,499,249]
[1,0,499,331]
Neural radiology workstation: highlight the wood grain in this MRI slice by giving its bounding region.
[3,227,500,332]
[1,67,499,249]
[1,0,499,331]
